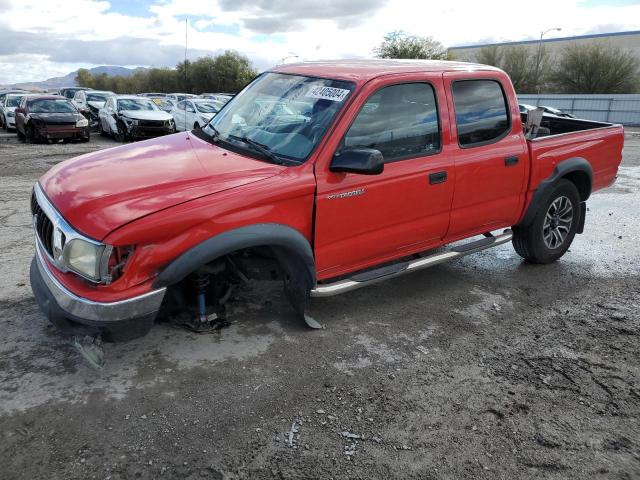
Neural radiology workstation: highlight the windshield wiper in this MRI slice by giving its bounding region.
[227,134,284,165]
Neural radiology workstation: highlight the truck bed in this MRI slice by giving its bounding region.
[525,118,624,194]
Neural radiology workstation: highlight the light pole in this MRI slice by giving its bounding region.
[535,27,561,93]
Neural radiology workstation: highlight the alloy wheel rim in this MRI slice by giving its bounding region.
[543,196,573,249]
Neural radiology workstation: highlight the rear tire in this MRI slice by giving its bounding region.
[513,179,580,264]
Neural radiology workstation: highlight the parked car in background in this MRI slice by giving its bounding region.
[15,95,89,143]
[98,95,175,141]
[199,93,233,104]
[170,98,224,131]
[149,96,176,113]
[539,105,576,118]
[0,89,25,115]
[0,93,26,130]
[140,92,166,97]
[59,87,89,100]
[166,93,197,103]
[72,90,114,128]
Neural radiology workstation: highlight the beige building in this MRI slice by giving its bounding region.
[449,30,640,62]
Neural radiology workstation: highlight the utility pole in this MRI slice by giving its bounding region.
[535,27,561,93]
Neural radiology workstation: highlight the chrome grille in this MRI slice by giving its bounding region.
[31,190,55,257]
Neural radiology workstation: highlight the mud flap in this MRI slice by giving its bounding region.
[577,201,587,234]
[272,248,323,329]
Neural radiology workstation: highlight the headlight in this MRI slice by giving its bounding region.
[76,117,88,127]
[7,111,15,118]
[63,239,104,280]
[123,117,138,126]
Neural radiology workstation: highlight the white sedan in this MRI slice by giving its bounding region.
[170,99,224,131]
[0,93,26,130]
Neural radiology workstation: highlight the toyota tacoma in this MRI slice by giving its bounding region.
[30,60,624,344]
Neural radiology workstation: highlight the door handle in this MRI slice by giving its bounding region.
[429,171,447,185]
[505,155,519,166]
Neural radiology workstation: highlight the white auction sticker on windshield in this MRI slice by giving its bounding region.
[305,86,350,102]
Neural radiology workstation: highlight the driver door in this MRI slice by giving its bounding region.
[314,75,455,280]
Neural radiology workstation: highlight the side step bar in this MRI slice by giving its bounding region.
[310,229,513,298]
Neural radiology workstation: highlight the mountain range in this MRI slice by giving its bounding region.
[1,66,147,91]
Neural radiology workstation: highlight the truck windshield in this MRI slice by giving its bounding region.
[202,73,354,163]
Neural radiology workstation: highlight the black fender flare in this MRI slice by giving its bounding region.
[518,157,592,228]
[152,223,316,289]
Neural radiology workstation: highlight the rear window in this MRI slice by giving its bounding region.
[452,80,510,147]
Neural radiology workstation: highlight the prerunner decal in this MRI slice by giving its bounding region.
[306,86,350,102]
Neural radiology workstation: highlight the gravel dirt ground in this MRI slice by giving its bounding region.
[0,130,639,480]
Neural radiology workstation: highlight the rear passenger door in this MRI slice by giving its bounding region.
[443,73,527,240]
[314,76,455,279]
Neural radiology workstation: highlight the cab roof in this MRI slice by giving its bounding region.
[271,59,502,83]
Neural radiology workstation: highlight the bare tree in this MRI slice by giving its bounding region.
[374,31,448,60]
[551,43,639,93]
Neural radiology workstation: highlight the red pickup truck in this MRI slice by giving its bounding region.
[30,60,624,342]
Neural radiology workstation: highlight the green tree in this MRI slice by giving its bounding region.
[72,51,256,94]
[475,45,502,67]
[75,68,94,88]
[374,30,448,60]
[474,45,551,93]
[551,43,639,93]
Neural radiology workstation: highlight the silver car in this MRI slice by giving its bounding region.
[0,93,26,131]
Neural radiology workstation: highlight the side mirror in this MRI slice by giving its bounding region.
[330,147,384,175]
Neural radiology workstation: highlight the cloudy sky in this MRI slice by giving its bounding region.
[1,0,640,83]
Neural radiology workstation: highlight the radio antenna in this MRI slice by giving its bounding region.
[184,18,188,138]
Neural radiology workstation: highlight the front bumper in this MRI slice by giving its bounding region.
[38,125,90,140]
[128,125,175,139]
[6,117,15,128]
[30,247,166,341]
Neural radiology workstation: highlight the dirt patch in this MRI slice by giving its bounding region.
[0,134,638,479]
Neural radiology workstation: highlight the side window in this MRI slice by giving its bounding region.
[185,102,195,113]
[451,80,510,147]
[342,83,440,163]
[176,101,185,110]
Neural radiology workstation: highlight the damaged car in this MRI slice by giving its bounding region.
[72,90,114,128]
[15,95,89,143]
[98,95,176,141]
[29,60,623,360]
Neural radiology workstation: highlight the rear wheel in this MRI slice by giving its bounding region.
[512,179,580,264]
[193,122,200,130]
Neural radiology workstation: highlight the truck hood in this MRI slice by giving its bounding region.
[39,132,284,240]
[120,110,173,121]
